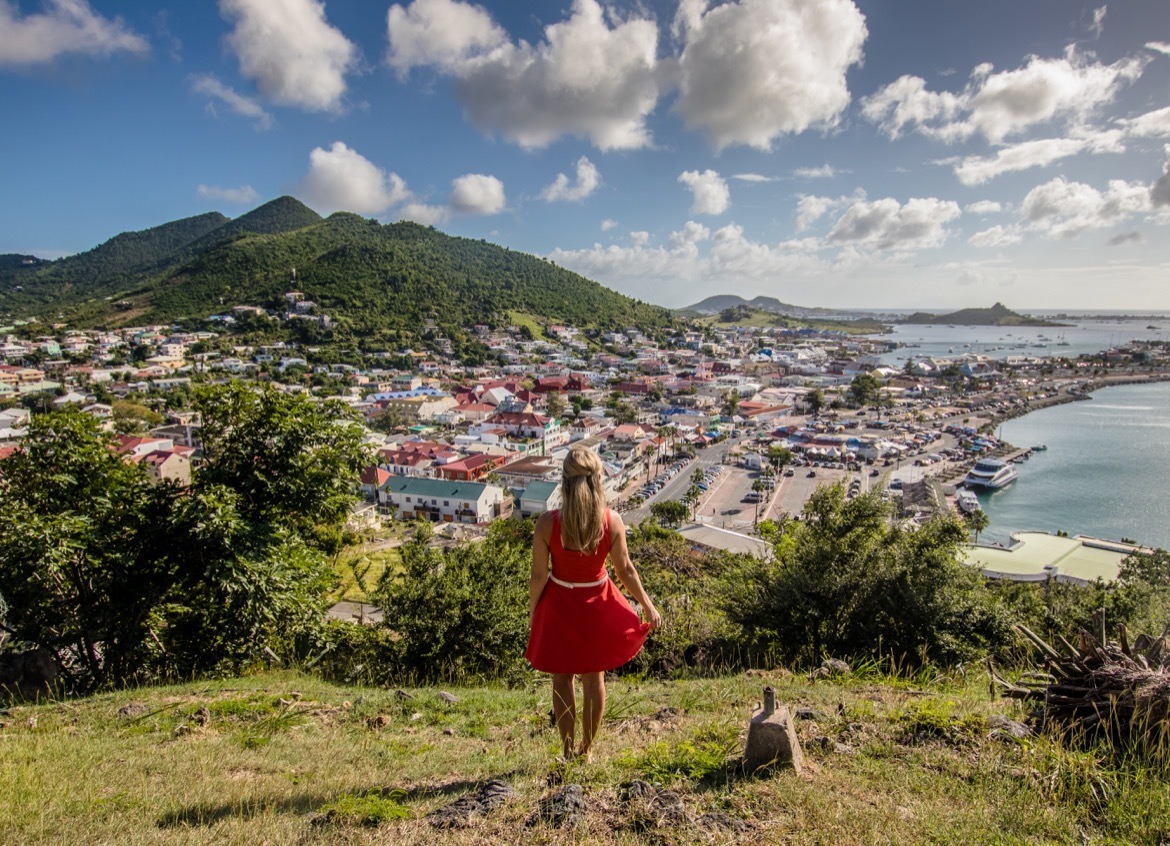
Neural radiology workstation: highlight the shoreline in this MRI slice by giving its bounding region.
[977,370,1170,431]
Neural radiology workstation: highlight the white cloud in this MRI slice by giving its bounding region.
[1022,175,1151,237]
[386,0,506,74]
[794,164,840,179]
[1119,106,1170,138]
[220,0,357,113]
[449,173,506,215]
[1147,42,1170,57]
[541,156,600,202]
[189,73,273,130]
[1152,147,1170,208]
[669,220,710,249]
[0,0,148,65]
[861,74,962,139]
[827,197,962,250]
[629,230,650,246]
[299,142,411,215]
[1089,6,1106,39]
[600,218,617,231]
[863,50,1146,144]
[392,0,660,150]
[731,173,776,183]
[951,137,1089,185]
[674,0,867,150]
[965,200,1003,215]
[398,202,448,226]
[197,184,261,205]
[795,190,866,231]
[968,224,1022,247]
[678,169,730,215]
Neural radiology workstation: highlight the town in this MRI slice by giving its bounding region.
[3,298,1168,581]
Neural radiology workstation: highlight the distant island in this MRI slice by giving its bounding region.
[902,302,1068,327]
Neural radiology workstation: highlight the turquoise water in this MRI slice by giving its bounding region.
[978,382,1170,550]
[869,319,1168,365]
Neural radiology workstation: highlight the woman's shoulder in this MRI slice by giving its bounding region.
[605,508,625,534]
[534,510,557,539]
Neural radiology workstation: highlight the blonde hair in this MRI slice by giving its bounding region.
[560,447,606,551]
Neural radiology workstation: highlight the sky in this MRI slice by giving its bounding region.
[2,0,1170,311]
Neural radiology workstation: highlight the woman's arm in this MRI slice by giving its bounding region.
[529,511,553,620]
[608,512,662,629]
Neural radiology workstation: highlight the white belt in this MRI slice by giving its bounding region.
[549,573,608,589]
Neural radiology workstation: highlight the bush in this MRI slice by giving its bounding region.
[722,484,1011,668]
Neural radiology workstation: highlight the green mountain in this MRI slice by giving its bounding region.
[0,198,671,345]
[903,302,1066,327]
[681,293,844,318]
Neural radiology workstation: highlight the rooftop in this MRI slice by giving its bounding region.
[962,532,1141,585]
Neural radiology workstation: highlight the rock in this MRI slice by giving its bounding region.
[0,647,58,699]
[193,705,210,726]
[367,715,391,729]
[989,715,1032,741]
[442,728,455,736]
[527,784,587,828]
[437,691,459,704]
[394,688,414,700]
[698,811,753,832]
[117,702,150,720]
[619,780,657,801]
[428,780,514,829]
[744,702,804,775]
[26,716,37,730]
[823,659,851,676]
[795,707,827,721]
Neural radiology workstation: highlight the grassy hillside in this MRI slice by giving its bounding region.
[2,669,1166,845]
[903,302,1066,327]
[0,198,672,344]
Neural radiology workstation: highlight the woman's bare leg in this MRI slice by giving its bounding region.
[578,671,606,758]
[551,673,576,758]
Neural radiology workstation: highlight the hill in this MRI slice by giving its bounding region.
[681,294,842,318]
[903,302,1066,327]
[1,669,1164,844]
[0,198,672,345]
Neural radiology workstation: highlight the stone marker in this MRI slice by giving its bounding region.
[744,686,804,775]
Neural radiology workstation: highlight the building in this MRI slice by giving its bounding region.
[378,477,512,524]
[517,480,562,518]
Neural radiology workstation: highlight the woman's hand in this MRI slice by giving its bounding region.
[643,602,663,630]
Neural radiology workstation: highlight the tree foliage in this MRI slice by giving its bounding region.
[374,521,531,681]
[0,385,368,692]
[723,484,1010,666]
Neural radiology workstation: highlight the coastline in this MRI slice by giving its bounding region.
[977,370,1170,431]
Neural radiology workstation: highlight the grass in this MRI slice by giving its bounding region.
[331,545,402,603]
[2,669,1169,844]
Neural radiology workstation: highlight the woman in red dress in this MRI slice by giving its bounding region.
[527,446,662,760]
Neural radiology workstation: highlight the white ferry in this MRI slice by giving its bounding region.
[956,488,982,513]
[964,457,1019,489]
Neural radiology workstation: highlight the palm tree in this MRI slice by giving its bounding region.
[966,509,990,543]
[752,479,767,525]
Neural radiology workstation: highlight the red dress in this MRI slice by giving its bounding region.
[526,509,651,674]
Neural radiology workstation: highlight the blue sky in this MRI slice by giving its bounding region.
[2,0,1169,310]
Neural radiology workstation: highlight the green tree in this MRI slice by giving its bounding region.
[848,372,882,407]
[374,522,530,680]
[721,389,740,419]
[805,387,825,416]
[195,382,369,536]
[723,484,1009,666]
[544,391,566,421]
[650,499,689,528]
[766,444,793,472]
[965,509,990,543]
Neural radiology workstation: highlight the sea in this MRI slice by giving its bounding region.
[858,315,1170,549]
[869,316,1170,366]
[973,381,1170,551]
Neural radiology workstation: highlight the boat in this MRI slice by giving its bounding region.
[964,457,1019,489]
[1032,444,1047,451]
[956,489,982,514]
